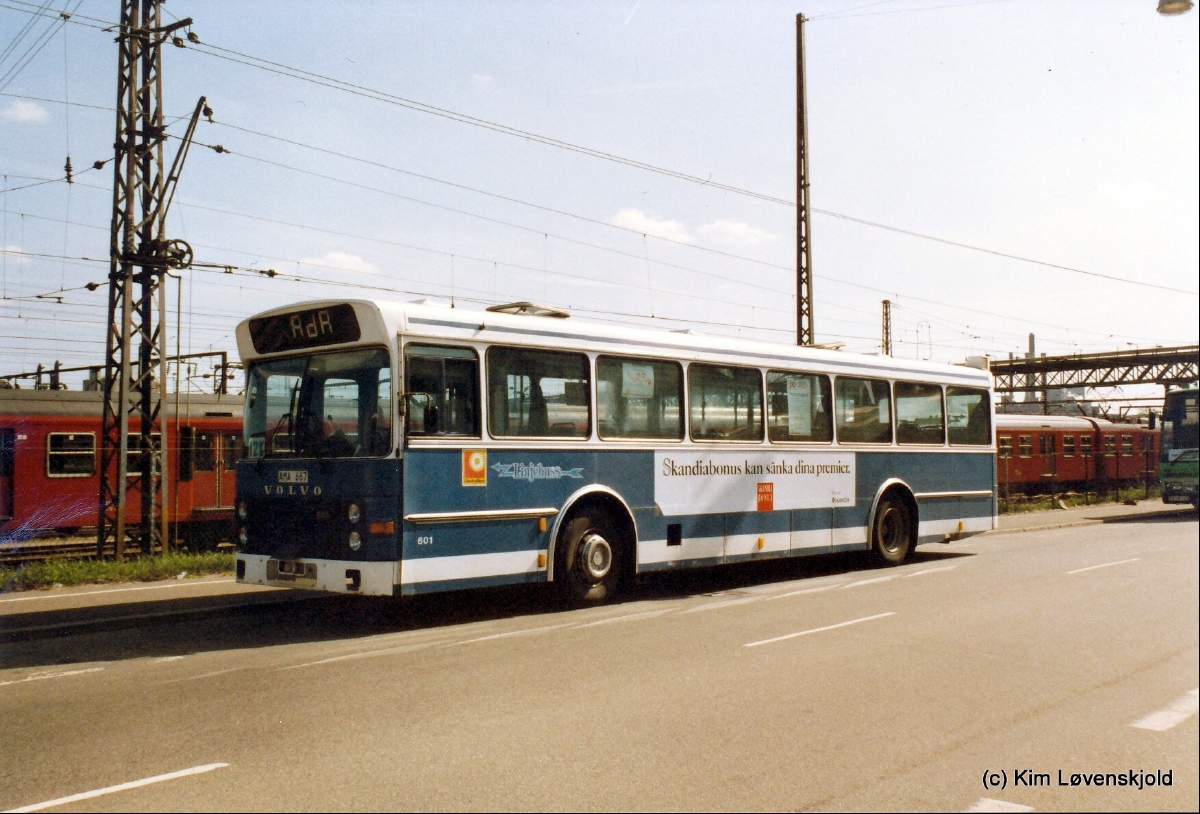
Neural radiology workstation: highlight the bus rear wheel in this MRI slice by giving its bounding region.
[556,512,622,607]
[871,497,913,565]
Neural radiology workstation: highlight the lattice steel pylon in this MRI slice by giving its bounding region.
[98,1,196,558]
[881,299,892,356]
[795,13,814,346]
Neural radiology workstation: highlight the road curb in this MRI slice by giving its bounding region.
[995,507,1194,535]
[1,591,323,642]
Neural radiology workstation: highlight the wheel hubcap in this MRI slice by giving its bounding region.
[880,508,902,552]
[579,532,613,580]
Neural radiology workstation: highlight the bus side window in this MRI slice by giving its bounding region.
[834,377,891,444]
[895,381,945,445]
[596,356,683,440]
[487,346,590,439]
[404,345,480,438]
[688,363,763,442]
[947,387,991,446]
[766,371,831,443]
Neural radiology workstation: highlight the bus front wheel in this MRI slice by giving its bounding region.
[556,512,621,606]
[871,497,913,565]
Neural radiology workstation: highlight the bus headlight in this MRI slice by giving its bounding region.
[237,500,248,522]
[347,502,362,524]
[348,531,362,551]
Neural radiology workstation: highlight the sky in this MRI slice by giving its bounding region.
[1,0,1197,406]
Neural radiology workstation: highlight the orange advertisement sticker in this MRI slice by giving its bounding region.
[756,482,774,512]
[462,449,487,486]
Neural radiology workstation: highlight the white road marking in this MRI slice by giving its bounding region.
[842,573,901,589]
[571,609,671,628]
[5,763,229,813]
[678,595,763,614]
[157,667,253,686]
[155,656,187,662]
[764,583,844,601]
[0,668,103,688]
[0,580,226,603]
[283,637,462,670]
[1067,557,1141,575]
[965,798,1034,812]
[1130,688,1200,731]
[447,622,572,646]
[904,564,959,578]
[743,612,895,648]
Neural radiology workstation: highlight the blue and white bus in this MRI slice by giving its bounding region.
[233,299,996,604]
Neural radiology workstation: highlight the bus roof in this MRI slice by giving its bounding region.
[237,298,993,387]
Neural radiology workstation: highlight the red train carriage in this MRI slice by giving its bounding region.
[994,414,1159,495]
[0,389,243,547]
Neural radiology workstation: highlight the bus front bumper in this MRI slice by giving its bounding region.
[236,553,398,596]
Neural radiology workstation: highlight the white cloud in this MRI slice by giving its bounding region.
[298,252,378,275]
[0,100,49,123]
[2,245,31,265]
[470,74,495,92]
[610,208,694,243]
[697,220,773,246]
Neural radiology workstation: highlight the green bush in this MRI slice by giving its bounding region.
[0,551,234,592]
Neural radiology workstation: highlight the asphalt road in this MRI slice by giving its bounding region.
[1,513,1196,812]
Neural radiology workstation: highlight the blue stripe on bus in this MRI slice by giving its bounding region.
[400,447,994,562]
[399,570,546,596]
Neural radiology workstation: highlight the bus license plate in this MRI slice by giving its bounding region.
[268,559,317,581]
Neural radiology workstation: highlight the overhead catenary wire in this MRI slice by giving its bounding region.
[2,7,1190,369]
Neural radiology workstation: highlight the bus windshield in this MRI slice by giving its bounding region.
[244,347,392,460]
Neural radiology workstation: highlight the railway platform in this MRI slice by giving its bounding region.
[2,501,1194,642]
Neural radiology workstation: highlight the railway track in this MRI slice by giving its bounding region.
[0,532,233,563]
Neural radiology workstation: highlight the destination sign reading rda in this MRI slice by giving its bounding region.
[248,303,361,353]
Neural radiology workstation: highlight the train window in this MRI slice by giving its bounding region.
[225,433,243,465]
[946,387,991,446]
[195,432,216,472]
[766,371,832,443]
[178,426,195,481]
[689,364,763,442]
[834,377,891,444]
[488,347,589,439]
[998,436,1013,458]
[1063,435,1076,457]
[597,356,683,440]
[1080,436,1093,457]
[1121,434,1133,456]
[1104,436,1116,456]
[0,428,11,521]
[1039,435,1056,456]
[1018,435,1032,458]
[47,432,96,478]
[123,433,162,478]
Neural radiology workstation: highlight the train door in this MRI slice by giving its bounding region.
[0,429,13,521]
[1039,432,1057,481]
[192,430,239,508]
